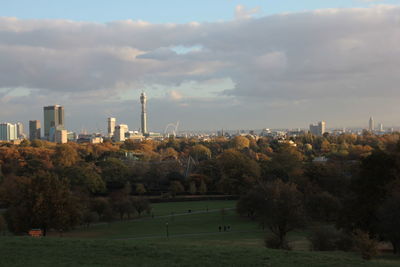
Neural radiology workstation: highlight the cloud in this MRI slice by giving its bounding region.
[167,90,183,101]
[2,5,400,130]
[234,4,261,19]
[357,0,384,2]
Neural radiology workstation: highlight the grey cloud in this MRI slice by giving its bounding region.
[2,6,400,130]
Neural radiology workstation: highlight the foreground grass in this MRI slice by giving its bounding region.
[3,200,400,266]
[0,237,399,267]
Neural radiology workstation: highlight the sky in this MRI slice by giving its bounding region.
[1,1,400,133]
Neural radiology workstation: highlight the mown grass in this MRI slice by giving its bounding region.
[2,200,400,266]
[0,237,399,267]
[58,200,243,239]
[150,200,236,216]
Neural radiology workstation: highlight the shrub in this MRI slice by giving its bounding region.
[335,231,355,252]
[82,211,99,228]
[0,215,7,235]
[309,226,355,252]
[309,226,338,251]
[353,229,379,260]
[264,235,291,250]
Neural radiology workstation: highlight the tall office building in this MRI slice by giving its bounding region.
[29,120,41,140]
[0,123,18,141]
[369,117,374,132]
[309,121,326,136]
[16,122,24,138]
[140,92,148,135]
[44,105,65,141]
[108,117,116,137]
[379,123,384,132]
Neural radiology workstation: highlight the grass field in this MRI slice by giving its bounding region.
[59,200,260,241]
[1,200,400,266]
[1,237,400,267]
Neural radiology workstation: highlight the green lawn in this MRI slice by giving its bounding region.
[2,200,400,266]
[0,237,399,267]
[59,200,259,241]
[150,200,236,216]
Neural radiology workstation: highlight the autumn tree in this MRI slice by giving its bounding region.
[198,180,208,194]
[110,183,133,220]
[161,147,179,160]
[231,136,250,150]
[377,186,400,254]
[131,197,151,217]
[189,181,197,194]
[169,181,184,197]
[237,180,305,249]
[217,149,260,194]
[339,151,400,234]
[261,144,303,182]
[90,197,111,219]
[52,144,79,168]
[135,183,146,195]
[190,144,211,161]
[98,158,130,191]
[1,172,82,235]
[61,162,105,193]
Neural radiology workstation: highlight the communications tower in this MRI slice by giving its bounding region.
[140,92,148,135]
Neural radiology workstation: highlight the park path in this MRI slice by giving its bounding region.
[114,229,264,241]
[139,207,235,220]
[83,207,235,228]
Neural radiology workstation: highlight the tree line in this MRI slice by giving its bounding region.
[0,132,399,258]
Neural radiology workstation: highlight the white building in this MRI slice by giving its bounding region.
[55,129,68,144]
[378,123,384,132]
[108,117,116,137]
[310,121,326,136]
[369,117,374,132]
[0,123,18,141]
[16,122,24,139]
[114,124,129,142]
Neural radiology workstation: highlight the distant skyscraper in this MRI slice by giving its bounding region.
[379,123,384,132]
[108,117,116,137]
[29,120,41,141]
[44,105,65,141]
[309,121,326,136]
[16,122,24,138]
[369,117,374,132]
[0,123,18,141]
[319,121,326,135]
[140,92,148,135]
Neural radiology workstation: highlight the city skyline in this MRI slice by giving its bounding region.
[0,93,394,135]
[2,3,400,132]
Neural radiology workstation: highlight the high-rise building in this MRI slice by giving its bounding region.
[44,105,65,141]
[0,123,18,141]
[114,124,129,142]
[29,120,41,140]
[369,117,374,132]
[379,123,384,132]
[140,92,148,135]
[55,129,67,144]
[108,117,116,137]
[309,121,326,136]
[16,122,24,139]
